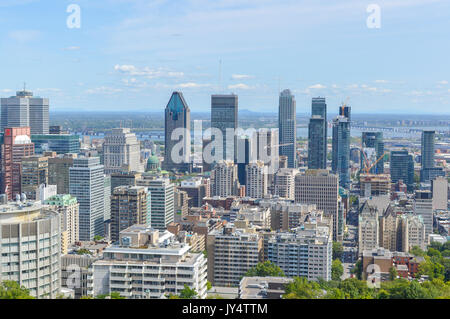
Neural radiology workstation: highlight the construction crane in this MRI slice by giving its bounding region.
[263,142,293,150]
[360,150,388,174]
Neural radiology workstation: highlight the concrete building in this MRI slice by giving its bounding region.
[174,188,189,223]
[178,177,207,207]
[147,178,174,231]
[210,160,240,197]
[211,94,238,162]
[274,168,299,200]
[360,174,391,197]
[414,190,433,244]
[1,127,35,200]
[267,217,332,281]
[103,128,140,175]
[69,156,105,241]
[110,171,141,195]
[110,186,151,241]
[44,194,80,255]
[401,214,426,252]
[239,276,293,299]
[390,150,415,192]
[294,170,339,241]
[432,176,448,211]
[245,161,267,199]
[1,89,49,135]
[278,89,296,169]
[88,225,207,298]
[420,130,435,182]
[207,223,263,287]
[0,199,60,298]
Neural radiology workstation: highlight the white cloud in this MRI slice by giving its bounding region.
[63,46,81,51]
[308,84,326,89]
[9,30,41,43]
[437,80,448,85]
[228,83,252,90]
[374,80,389,83]
[178,82,211,88]
[86,86,123,94]
[231,74,253,80]
[114,64,184,78]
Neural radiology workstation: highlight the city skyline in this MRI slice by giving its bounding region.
[0,1,450,114]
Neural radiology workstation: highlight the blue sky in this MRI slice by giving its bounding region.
[1,0,450,114]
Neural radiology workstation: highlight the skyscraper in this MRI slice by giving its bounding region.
[245,161,267,199]
[1,89,49,134]
[210,160,240,197]
[278,89,296,168]
[211,94,238,162]
[1,127,35,200]
[69,156,105,241]
[236,136,252,186]
[332,105,351,188]
[390,150,414,192]
[420,130,442,182]
[361,132,384,174]
[147,178,174,231]
[164,92,191,173]
[20,155,48,200]
[102,128,140,175]
[308,97,327,169]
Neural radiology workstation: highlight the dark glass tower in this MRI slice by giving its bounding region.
[308,97,327,169]
[332,105,351,188]
[164,91,191,173]
[390,150,415,192]
[211,94,238,162]
[278,89,296,168]
[420,130,442,182]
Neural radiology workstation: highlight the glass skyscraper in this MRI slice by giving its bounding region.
[390,150,415,191]
[278,89,296,168]
[211,94,238,162]
[361,132,384,174]
[308,97,327,169]
[332,105,351,189]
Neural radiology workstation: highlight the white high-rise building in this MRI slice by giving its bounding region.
[245,161,267,199]
[0,199,61,298]
[69,156,105,241]
[358,201,379,253]
[401,214,426,252]
[210,160,240,197]
[1,89,49,134]
[432,176,448,211]
[278,89,296,168]
[274,168,299,200]
[147,178,174,231]
[414,190,433,244]
[102,128,141,175]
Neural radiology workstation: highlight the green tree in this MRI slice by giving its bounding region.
[389,266,398,281]
[410,246,426,257]
[179,285,198,299]
[283,277,323,299]
[93,235,104,241]
[206,281,212,291]
[0,281,34,299]
[332,242,344,261]
[332,259,344,281]
[244,261,285,277]
[351,260,363,280]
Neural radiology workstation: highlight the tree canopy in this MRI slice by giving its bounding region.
[244,261,285,277]
[0,281,34,299]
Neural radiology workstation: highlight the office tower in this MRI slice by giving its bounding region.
[278,89,296,168]
[390,150,415,192]
[110,171,141,195]
[358,201,380,252]
[207,224,263,287]
[44,194,80,254]
[1,127,35,200]
[267,218,332,281]
[1,89,49,134]
[331,105,351,188]
[210,160,240,197]
[147,178,174,231]
[164,92,191,173]
[174,188,189,223]
[308,97,327,169]
[256,128,279,174]
[274,168,299,200]
[421,130,435,170]
[211,94,238,161]
[401,214,426,252]
[103,128,140,175]
[414,190,433,244]
[88,226,208,299]
[294,170,339,241]
[48,153,76,194]
[110,186,150,241]
[245,161,267,199]
[69,156,105,241]
[0,199,60,298]
[20,155,48,200]
[31,134,80,154]
[361,132,384,174]
[236,136,253,186]
[178,177,207,207]
[432,176,448,210]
